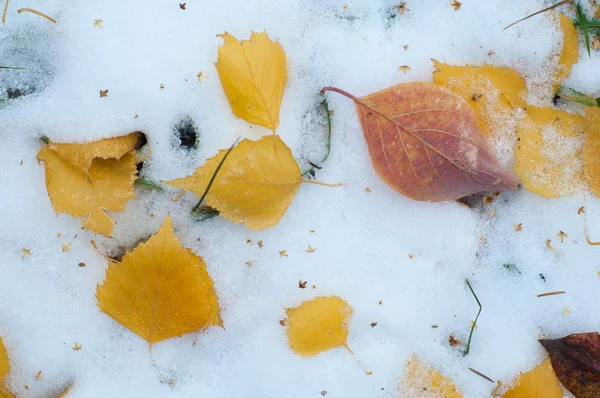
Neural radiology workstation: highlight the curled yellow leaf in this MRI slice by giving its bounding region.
[216,31,287,131]
[48,132,139,175]
[502,358,562,398]
[399,355,462,397]
[584,107,600,197]
[37,143,137,237]
[285,296,353,357]
[96,216,222,346]
[165,135,301,230]
[514,106,585,198]
[554,13,579,91]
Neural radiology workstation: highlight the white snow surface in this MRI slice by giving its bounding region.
[1,0,600,397]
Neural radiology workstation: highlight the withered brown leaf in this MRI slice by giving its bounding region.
[321,83,518,201]
[539,332,600,398]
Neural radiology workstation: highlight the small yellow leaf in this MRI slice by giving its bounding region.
[554,14,579,91]
[285,296,353,357]
[583,107,600,197]
[399,355,462,397]
[38,145,137,237]
[0,337,9,383]
[432,60,527,150]
[48,132,139,175]
[165,135,301,230]
[216,31,287,131]
[96,216,222,346]
[502,358,562,398]
[514,106,585,198]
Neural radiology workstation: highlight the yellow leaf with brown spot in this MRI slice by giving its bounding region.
[48,132,139,175]
[96,216,222,346]
[554,14,579,91]
[399,355,462,397]
[502,358,562,398]
[285,296,353,357]
[584,107,600,197]
[216,31,287,131]
[165,135,301,230]
[432,60,527,136]
[37,144,137,237]
[0,337,8,383]
[514,106,586,198]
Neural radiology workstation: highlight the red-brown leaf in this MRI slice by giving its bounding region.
[539,332,600,397]
[322,83,519,201]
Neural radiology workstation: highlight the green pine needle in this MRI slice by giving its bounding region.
[464,279,482,356]
[556,86,600,107]
[191,137,241,215]
[0,66,26,70]
[134,178,164,191]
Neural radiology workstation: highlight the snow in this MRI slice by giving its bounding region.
[0,0,599,397]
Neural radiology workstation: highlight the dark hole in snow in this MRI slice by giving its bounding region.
[174,117,199,149]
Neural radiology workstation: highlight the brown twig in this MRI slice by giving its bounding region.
[503,0,573,31]
[469,368,495,383]
[537,291,566,297]
[17,7,56,23]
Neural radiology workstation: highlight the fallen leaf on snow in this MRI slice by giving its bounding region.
[34,370,42,381]
[93,19,102,28]
[540,332,600,397]
[399,355,462,397]
[216,31,287,131]
[557,231,568,243]
[322,82,518,201]
[20,248,30,258]
[398,65,411,74]
[554,14,579,92]
[432,60,527,139]
[451,0,462,11]
[37,133,139,237]
[165,136,301,230]
[96,215,222,346]
[501,358,562,397]
[72,342,81,351]
[305,245,316,253]
[279,250,288,258]
[285,296,353,357]
[584,108,600,197]
[514,106,585,198]
[99,89,108,98]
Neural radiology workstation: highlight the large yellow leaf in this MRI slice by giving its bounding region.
[398,355,462,398]
[216,31,287,131]
[502,358,562,398]
[584,108,600,197]
[0,385,13,398]
[48,132,139,175]
[554,13,579,91]
[96,215,222,346]
[514,106,586,198]
[37,145,137,237]
[285,296,353,357]
[0,337,8,383]
[432,61,527,165]
[165,135,301,230]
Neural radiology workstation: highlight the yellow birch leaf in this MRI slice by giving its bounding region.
[216,31,287,131]
[0,337,8,383]
[554,14,579,91]
[48,132,139,175]
[285,296,353,357]
[96,215,222,346]
[165,135,301,230]
[37,146,137,237]
[584,107,600,197]
[514,106,586,198]
[0,385,13,398]
[502,358,562,398]
[399,355,462,398]
[432,61,527,163]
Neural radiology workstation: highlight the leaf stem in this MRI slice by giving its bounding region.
[191,137,241,214]
[464,279,482,356]
[2,0,9,24]
[17,7,56,23]
[301,179,342,187]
